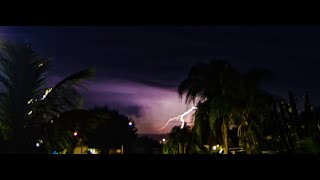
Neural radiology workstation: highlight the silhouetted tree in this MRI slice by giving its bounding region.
[0,40,94,153]
[178,60,242,153]
[43,106,137,154]
[86,106,137,154]
[163,123,193,154]
[178,60,273,154]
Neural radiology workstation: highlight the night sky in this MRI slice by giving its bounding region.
[1,26,320,134]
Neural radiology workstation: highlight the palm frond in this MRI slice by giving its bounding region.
[34,68,95,121]
[0,41,51,143]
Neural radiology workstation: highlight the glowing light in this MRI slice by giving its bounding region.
[159,106,198,130]
[38,63,43,67]
[50,120,54,124]
[162,138,166,142]
[73,131,78,136]
[89,149,94,154]
[289,107,293,113]
[27,99,33,104]
[36,143,40,147]
[213,146,217,150]
[219,149,223,154]
[39,139,43,144]
[128,122,133,126]
[28,111,33,115]
[88,148,99,154]
[41,88,52,100]
[217,144,219,147]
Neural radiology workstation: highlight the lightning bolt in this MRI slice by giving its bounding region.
[158,117,181,131]
[159,106,197,130]
[178,106,197,129]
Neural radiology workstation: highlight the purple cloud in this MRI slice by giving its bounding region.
[82,79,196,134]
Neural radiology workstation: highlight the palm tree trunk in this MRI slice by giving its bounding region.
[222,117,228,154]
[208,131,213,152]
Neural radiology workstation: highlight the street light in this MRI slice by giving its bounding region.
[128,121,133,126]
[73,131,78,137]
[213,146,217,150]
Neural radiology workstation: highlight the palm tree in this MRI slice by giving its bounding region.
[163,124,192,154]
[233,68,274,153]
[178,60,273,154]
[178,60,242,154]
[193,100,216,152]
[0,40,94,153]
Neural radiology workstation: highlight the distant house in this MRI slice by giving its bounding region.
[73,145,102,154]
